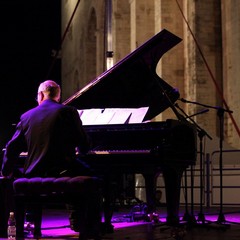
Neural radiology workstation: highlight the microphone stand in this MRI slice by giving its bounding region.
[152,86,198,238]
[175,103,212,227]
[180,98,233,228]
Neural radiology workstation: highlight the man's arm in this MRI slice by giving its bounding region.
[71,107,91,154]
[1,122,26,177]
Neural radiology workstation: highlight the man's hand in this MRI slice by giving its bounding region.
[0,171,12,179]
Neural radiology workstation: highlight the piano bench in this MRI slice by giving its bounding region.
[13,176,102,240]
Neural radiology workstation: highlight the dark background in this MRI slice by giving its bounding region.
[0,0,61,149]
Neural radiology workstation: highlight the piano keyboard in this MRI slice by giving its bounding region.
[20,149,151,156]
[89,149,151,155]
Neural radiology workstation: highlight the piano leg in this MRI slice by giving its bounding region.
[162,166,185,226]
[144,166,185,226]
[101,165,185,231]
[143,173,159,214]
[101,174,115,234]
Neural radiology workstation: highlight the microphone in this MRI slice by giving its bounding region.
[179,98,188,103]
[179,98,233,114]
[175,103,209,119]
[186,109,209,119]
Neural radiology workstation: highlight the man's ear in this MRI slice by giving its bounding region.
[38,91,45,104]
[40,91,44,101]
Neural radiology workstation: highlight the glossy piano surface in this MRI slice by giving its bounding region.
[63,29,197,227]
[63,29,182,121]
[84,119,196,169]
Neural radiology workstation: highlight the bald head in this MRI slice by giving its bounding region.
[37,80,61,105]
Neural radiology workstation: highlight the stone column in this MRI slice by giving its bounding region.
[184,0,222,137]
[129,0,155,49]
[154,0,184,121]
[112,0,131,63]
[221,0,240,148]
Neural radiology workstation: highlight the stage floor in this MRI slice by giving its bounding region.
[2,205,240,239]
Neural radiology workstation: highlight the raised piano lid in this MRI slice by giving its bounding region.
[63,29,182,121]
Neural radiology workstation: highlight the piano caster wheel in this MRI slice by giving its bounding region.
[100,222,114,234]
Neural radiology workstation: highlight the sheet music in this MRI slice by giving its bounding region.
[78,107,149,125]
[128,107,149,123]
[77,109,104,125]
[93,109,116,124]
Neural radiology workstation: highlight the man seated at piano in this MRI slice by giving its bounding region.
[1,80,96,237]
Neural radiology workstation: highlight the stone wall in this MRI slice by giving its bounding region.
[221,0,240,148]
[61,0,240,149]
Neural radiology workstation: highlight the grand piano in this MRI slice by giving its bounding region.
[63,29,197,228]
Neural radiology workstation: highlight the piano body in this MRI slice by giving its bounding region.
[63,29,197,227]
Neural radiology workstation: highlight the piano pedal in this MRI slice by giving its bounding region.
[24,221,35,237]
[130,202,148,222]
[147,212,160,223]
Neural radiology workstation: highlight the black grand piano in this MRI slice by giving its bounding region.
[63,29,197,228]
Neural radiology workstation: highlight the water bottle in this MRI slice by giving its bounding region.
[7,212,16,240]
